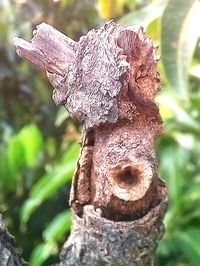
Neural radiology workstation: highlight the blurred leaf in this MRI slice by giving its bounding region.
[43,210,71,242]
[18,124,43,167]
[189,206,200,221]
[29,242,57,266]
[55,107,69,127]
[6,135,24,186]
[119,0,166,29]
[173,132,200,150]
[59,142,80,164]
[146,18,161,44]
[190,64,200,79]
[21,143,79,223]
[98,0,129,20]
[21,164,75,223]
[157,91,200,131]
[184,182,200,204]
[157,236,179,259]
[159,145,189,206]
[177,228,200,266]
[1,124,43,190]
[161,0,200,99]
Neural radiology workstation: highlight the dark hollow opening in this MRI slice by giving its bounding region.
[115,166,140,188]
[121,167,135,184]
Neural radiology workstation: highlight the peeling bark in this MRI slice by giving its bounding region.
[14,21,168,266]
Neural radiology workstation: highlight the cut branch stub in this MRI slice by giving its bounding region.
[14,20,165,220]
[14,21,168,265]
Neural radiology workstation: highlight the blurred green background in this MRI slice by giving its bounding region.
[0,0,200,265]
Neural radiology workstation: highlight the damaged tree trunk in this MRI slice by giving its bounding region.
[14,21,168,266]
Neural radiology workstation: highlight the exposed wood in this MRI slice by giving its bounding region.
[14,21,168,266]
[13,22,76,77]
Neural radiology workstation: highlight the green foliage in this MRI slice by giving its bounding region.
[30,210,72,266]
[161,0,200,100]
[0,0,200,265]
[119,0,167,29]
[0,124,43,191]
[21,143,79,224]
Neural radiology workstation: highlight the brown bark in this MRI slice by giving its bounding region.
[14,21,168,265]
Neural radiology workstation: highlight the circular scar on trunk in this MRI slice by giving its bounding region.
[109,159,154,202]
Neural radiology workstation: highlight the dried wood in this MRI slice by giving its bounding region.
[14,21,168,266]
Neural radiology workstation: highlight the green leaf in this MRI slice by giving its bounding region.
[18,124,43,167]
[159,144,189,207]
[29,242,57,266]
[177,228,200,266]
[157,91,200,131]
[6,135,24,187]
[55,107,69,127]
[21,163,75,223]
[119,0,166,29]
[161,0,200,99]
[21,143,79,223]
[190,64,200,79]
[60,142,80,164]
[43,210,71,242]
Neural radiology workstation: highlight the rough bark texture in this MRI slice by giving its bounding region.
[0,215,25,266]
[14,21,168,266]
[61,186,167,266]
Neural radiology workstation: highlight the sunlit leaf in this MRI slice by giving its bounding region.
[161,0,200,99]
[1,124,43,190]
[157,91,200,131]
[190,64,200,79]
[6,135,24,185]
[18,124,43,167]
[29,242,57,266]
[98,0,129,20]
[43,210,71,242]
[59,142,80,164]
[119,0,166,29]
[173,132,199,150]
[146,18,161,44]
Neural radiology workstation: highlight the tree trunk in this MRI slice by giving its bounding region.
[14,21,168,266]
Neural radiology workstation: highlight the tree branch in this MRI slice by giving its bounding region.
[0,214,25,265]
[14,21,168,266]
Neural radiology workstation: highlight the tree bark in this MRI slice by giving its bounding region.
[14,21,168,266]
[0,215,25,266]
